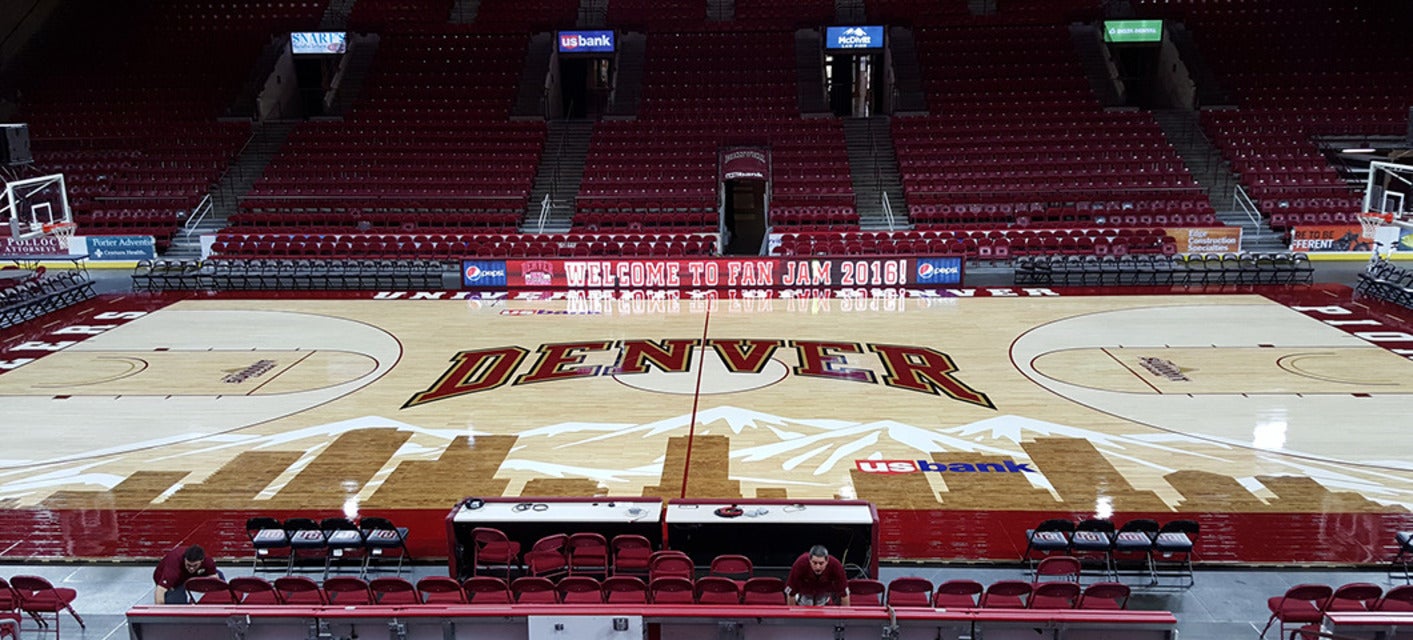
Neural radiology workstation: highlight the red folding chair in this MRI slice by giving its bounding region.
[416,576,466,604]
[1261,584,1333,639]
[603,576,648,604]
[511,577,558,604]
[9,576,84,637]
[885,577,933,607]
[741,577,786,605]
[369,577,418,604]
[557,577,604,604]
[1029,582,1080,609]
[694,577,741,605]
[932,580,983,608]
[1077,582,1130,610]
[463,576,512,604]
[649,577,695,604]
[183,577,237,604]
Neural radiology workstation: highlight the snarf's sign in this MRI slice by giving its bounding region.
[404,339,994,410]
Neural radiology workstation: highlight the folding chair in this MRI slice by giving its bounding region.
[323,577,373,605]
[471,527,522,580]
[416,576,466,604]
[524,534,570,579]
[1033,556,1081,583]
[1069,519,1115,580]
[741,577,787,605]
[707,554,753,585]
[1023,519,1074,570]
[9,576,83,637]
[1029,582,1080,609]
[320,517,366,578]
[463,577,513,604]
[284,518,328,575]
[695,576,742,605]
[360,516,411,575]
[847,578,886,606]
[274,576,325,605]
[932,580,983,608]
[980,580,1032,609]
[1077,582,1130,610]
[1378,585,1413,611]
[1326,583,1383,612]
[245,516,290,573]
[511,577,559,604]
[1111,519,1158,584]
[1153,520,1198,587]
[648,551,694,582]
[229,577,279,605]
[557,576,604,604]
[369,577,419,604]
[603,576,648,604]
[567,532,609,578]
[1392,531,1413,583]
[610,534,653,577]
[1261,584,1333,639]
[183,577,237,604]
[885,577,933,607]
[648,577,695,604]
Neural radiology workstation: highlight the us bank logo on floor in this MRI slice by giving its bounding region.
[404,338,994,409]
[855,459,1037,473]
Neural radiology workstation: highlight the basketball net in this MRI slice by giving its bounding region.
[41,221,78,253]
[1358,212,1392,242]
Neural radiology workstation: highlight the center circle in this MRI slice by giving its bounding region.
[613,348,789,395]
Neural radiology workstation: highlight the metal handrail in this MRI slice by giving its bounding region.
[536,193,552,233]
[1232,184,1262,228]
[881,191,895,232]
[184,194,213,238]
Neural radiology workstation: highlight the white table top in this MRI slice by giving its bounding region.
[453,500,662,524]
[665,502,876,525]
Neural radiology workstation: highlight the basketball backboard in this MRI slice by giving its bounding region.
[3,173,74,244]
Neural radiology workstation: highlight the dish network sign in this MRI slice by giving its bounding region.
[495,257,963,289]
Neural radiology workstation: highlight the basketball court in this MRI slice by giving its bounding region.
[1,285,1411,564]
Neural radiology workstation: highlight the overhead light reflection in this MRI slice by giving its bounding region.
[1094,496,1113,520]
[1252,414,1288,451]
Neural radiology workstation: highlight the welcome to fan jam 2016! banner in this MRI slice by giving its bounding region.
[461,256,964,290]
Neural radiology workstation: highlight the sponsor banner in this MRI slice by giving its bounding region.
[0,235,65,256]
[1398,225,1413,252]
[1290,225,1370,252]
[384,287,1061,301]
[501,257,944,290]
[558,30,614,53]
[291,32,347,55]
[1166,227,1242,254]
[855,459,1036,474]
[461,260,508,287]
[83,235,156,261]
[825,26,885,50]
[721,147,769,181]
[913,257,964,285]
[1103,19,1163,43]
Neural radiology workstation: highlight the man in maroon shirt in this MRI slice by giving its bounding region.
[153,545,218,604]
[784,545,851,606]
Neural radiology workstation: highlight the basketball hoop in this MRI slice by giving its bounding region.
[42,221,78,252]
[1358,212,1393,241]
